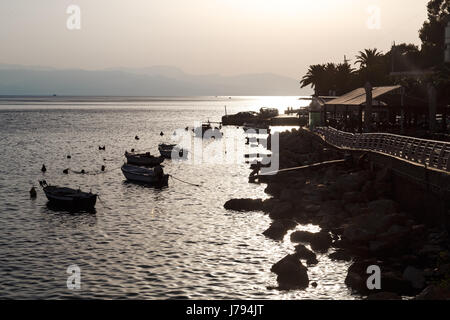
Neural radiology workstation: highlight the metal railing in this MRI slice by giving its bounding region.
[314,127,450,172]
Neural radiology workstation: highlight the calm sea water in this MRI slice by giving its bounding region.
[0,96,355,299]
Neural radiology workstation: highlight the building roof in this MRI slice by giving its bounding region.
[325,85,402,106]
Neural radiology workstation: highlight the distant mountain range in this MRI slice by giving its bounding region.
[0,64,309,96]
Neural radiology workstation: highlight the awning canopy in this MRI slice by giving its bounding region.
[325,85,402,106]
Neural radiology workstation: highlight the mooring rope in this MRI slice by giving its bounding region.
[97,195,113,210]
[169,174,201,187]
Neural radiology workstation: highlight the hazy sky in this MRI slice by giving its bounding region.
[0,0,430,78]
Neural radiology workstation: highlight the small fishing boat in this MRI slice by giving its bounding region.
[193,122,222,138]
[121,164,169,186]
[158,143,188,159]
[125,151,164,167]
[39,180,97,210]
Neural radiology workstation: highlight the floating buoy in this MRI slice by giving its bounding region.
[67,155,71,159]
[160,132,164,136]
[135,136,140,140]
[131,148,135,153]
[29,187,37,198]
[63,169,69,174]
[41,164,47,173]
[101,165,106,172]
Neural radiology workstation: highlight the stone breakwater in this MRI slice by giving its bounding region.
[224,128,450,300]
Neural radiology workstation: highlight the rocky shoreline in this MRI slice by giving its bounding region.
[224,128,450,300]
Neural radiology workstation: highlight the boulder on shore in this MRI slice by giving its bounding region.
[224,198,263,212]
[366,292,402,300]
[268,202,295,220]
[415,285,450,300]
[402,266,425,289]
[271,254,309,290]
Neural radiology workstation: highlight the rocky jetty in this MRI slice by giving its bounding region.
[224,128,450,298]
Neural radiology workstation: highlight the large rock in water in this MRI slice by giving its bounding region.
[290,230,315,243]
[262,198,281,213]
[329,249,353,262]
[345,258,380,294]
[309,231,333,252]
[295,244,318,265]
[271,254,309,290]
[224,198,263,211]
[290,231,333,252]
[263,219,297,241]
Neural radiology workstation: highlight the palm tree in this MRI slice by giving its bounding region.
[335,62,355,94]
[355,48,383,69]
[301,62,357,96]
[355,48,390,85]
[300,64,327,95]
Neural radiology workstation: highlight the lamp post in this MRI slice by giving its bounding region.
[428,83,437,133]
[445,21,450,63]
[364,82,373,133]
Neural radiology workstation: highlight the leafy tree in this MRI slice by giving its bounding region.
[419,0,450,67]
[387,43,422,72]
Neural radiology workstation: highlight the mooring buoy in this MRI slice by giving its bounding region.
[41,164,47,173]
[29,187,37,198]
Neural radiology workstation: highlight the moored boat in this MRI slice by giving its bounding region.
[121,164,169,186]
[193,122,222,138]
[158,143,188,159]
[125,151,164,167]
[39,180,97,210]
